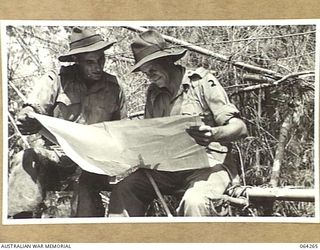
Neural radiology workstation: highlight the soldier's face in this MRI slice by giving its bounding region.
[77,50,106,81]
[140,58,171,88]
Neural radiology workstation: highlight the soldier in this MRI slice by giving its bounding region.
[9,27,126,218]
[108,30,247,216]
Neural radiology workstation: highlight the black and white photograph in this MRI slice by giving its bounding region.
[2,21,319,224]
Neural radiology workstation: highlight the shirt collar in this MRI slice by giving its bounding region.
[148,65,211,102]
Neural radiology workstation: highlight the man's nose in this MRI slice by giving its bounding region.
[94,64,102,72]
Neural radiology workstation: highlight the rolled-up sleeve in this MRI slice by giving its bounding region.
[202,75,239,126]
[25,70,60,115]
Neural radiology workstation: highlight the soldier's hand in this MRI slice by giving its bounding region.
[186,124,218,146]
[199,113,214,125]
[16,106,42,135]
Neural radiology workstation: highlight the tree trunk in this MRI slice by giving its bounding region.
[269,114,293,187]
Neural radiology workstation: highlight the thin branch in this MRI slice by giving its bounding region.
[12,26,64,47]
[231,71,315,95]
[211,30,316,45]
[8,113,30,149]
[228,26,268,61]
[10,73,42,82]
[243,118,300,159]
[9,81,26,102]
[108,55,135,63]
[139,30,316,48]
[243,51,315,62]
[12,27,44,71]
[8,80,27,102]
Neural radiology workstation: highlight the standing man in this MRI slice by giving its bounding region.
[108,29,247,217]
[9,27,127,218]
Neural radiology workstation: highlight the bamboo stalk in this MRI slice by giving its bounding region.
[228,186,315,202]
[246,187,315,202]
[124,26,283,79]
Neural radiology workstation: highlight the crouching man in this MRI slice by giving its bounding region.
[9,27,126,218]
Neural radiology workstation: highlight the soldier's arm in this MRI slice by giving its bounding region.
[187,71,247,146]
[17,71,60,135]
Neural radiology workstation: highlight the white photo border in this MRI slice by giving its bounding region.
[1,19,319,225]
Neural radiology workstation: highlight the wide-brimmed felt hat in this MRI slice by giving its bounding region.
[130,30,187,72]
[58,27,115,62]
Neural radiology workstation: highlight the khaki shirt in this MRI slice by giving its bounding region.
[26,65,127,125]
[145,66,240,177]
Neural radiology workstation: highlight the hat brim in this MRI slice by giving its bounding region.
[58,41,115,62]
[131,48,187,73]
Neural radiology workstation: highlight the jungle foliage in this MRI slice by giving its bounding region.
[6,24,316,217]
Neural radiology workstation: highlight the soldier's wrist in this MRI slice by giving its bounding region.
[210,127,220,141]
